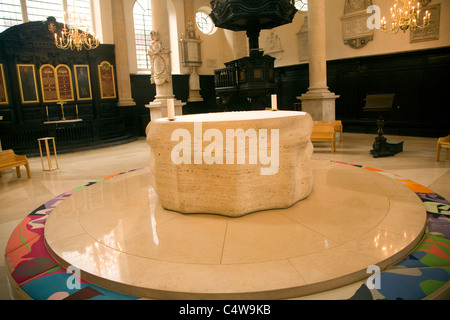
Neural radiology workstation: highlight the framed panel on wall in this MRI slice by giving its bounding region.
[0,64,8,105]
[410,4,441,43]
[180,37,202,67]
[17,64,39,104]
[56,64,74,101]
[74,65,92,100]
[40,64,58,102]
[98,61,116,99]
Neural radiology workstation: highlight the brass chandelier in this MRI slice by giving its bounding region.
[54,11,100,51]
[381,0,431,33]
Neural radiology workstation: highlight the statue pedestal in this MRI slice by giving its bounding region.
[147,110,314,217]
[188,69,203,102]
[298,92,339,121]
[146,99,185,121]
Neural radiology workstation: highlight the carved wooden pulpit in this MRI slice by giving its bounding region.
[210,0,297,111]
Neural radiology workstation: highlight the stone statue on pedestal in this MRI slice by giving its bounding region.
[148,31,171,86]
[146,30,185,121]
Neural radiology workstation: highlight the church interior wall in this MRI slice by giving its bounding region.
[80,0,450,77]
[126,0,449,137]
[192,0,237,76]
[1,0,449,155]
[326,0,450,62]
[259,0,450,68]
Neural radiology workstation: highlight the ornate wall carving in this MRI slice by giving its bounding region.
[341,0,374,49]
[296,16,309,62]
[263,31,284,65]
[180,22,203,102]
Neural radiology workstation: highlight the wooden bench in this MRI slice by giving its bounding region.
[0,149,31,178]
[311,122,336,153]
[314,120,343,143]
[436,135,450,162]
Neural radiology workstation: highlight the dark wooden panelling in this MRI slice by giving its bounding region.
[276,47,450,137]
[0,118,134,157]
[0,19,137,155]
[130,74,154,136]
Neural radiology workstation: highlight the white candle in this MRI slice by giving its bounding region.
[167,98,175,120]
[271,94,278,111]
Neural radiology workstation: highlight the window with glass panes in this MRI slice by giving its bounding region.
[294,0,308,12]
[26,0,64,22]
[133,0,153,71]
[0,0,23,33]
[67,0,92,30]
[196,10,215,35]
[0,0,93,33]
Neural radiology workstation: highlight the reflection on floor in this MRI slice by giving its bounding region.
[1,133,449,300]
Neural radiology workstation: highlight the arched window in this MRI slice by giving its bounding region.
[0,0,23,33]
[27,0,64,22]
[133,0,153,71]
[196,8,216,35]
[294,0,308,12]
[0,0,93,33]
[67,0,93,29]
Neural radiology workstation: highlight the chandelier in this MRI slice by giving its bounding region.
[54,11,100,51]
[381,0,431,33]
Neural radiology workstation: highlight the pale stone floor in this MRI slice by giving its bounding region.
[0,133,449,300]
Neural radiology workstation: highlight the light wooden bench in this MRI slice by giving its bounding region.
[436,135,450,162]
[0,149,31,178]
[314,120,343,143]
[311,122,336,153]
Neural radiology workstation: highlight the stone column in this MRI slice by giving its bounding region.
[146,0,184,120]
[299,0,338,121]
[111,0,135,107]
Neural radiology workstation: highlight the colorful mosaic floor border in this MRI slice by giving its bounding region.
[4,163,450,300]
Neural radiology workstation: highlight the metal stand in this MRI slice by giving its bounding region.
[370,116,394,158]
[363,94,397,158]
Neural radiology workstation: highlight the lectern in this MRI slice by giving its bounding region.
[363,94,396,158]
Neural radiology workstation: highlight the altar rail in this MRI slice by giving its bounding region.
[0,117,134,157]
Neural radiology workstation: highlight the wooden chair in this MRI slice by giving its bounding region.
[311,122,336,153]
[436,135,450,161]
[0,149,31,178]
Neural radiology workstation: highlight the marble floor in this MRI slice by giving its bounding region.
[1,132,449,299]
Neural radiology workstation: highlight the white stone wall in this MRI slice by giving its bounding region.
[97,0,450,75]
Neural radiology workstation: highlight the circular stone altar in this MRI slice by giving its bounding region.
[146,111,314,217]
[43,160,426,300]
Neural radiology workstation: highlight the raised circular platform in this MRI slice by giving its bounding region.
[41,160,427,299]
